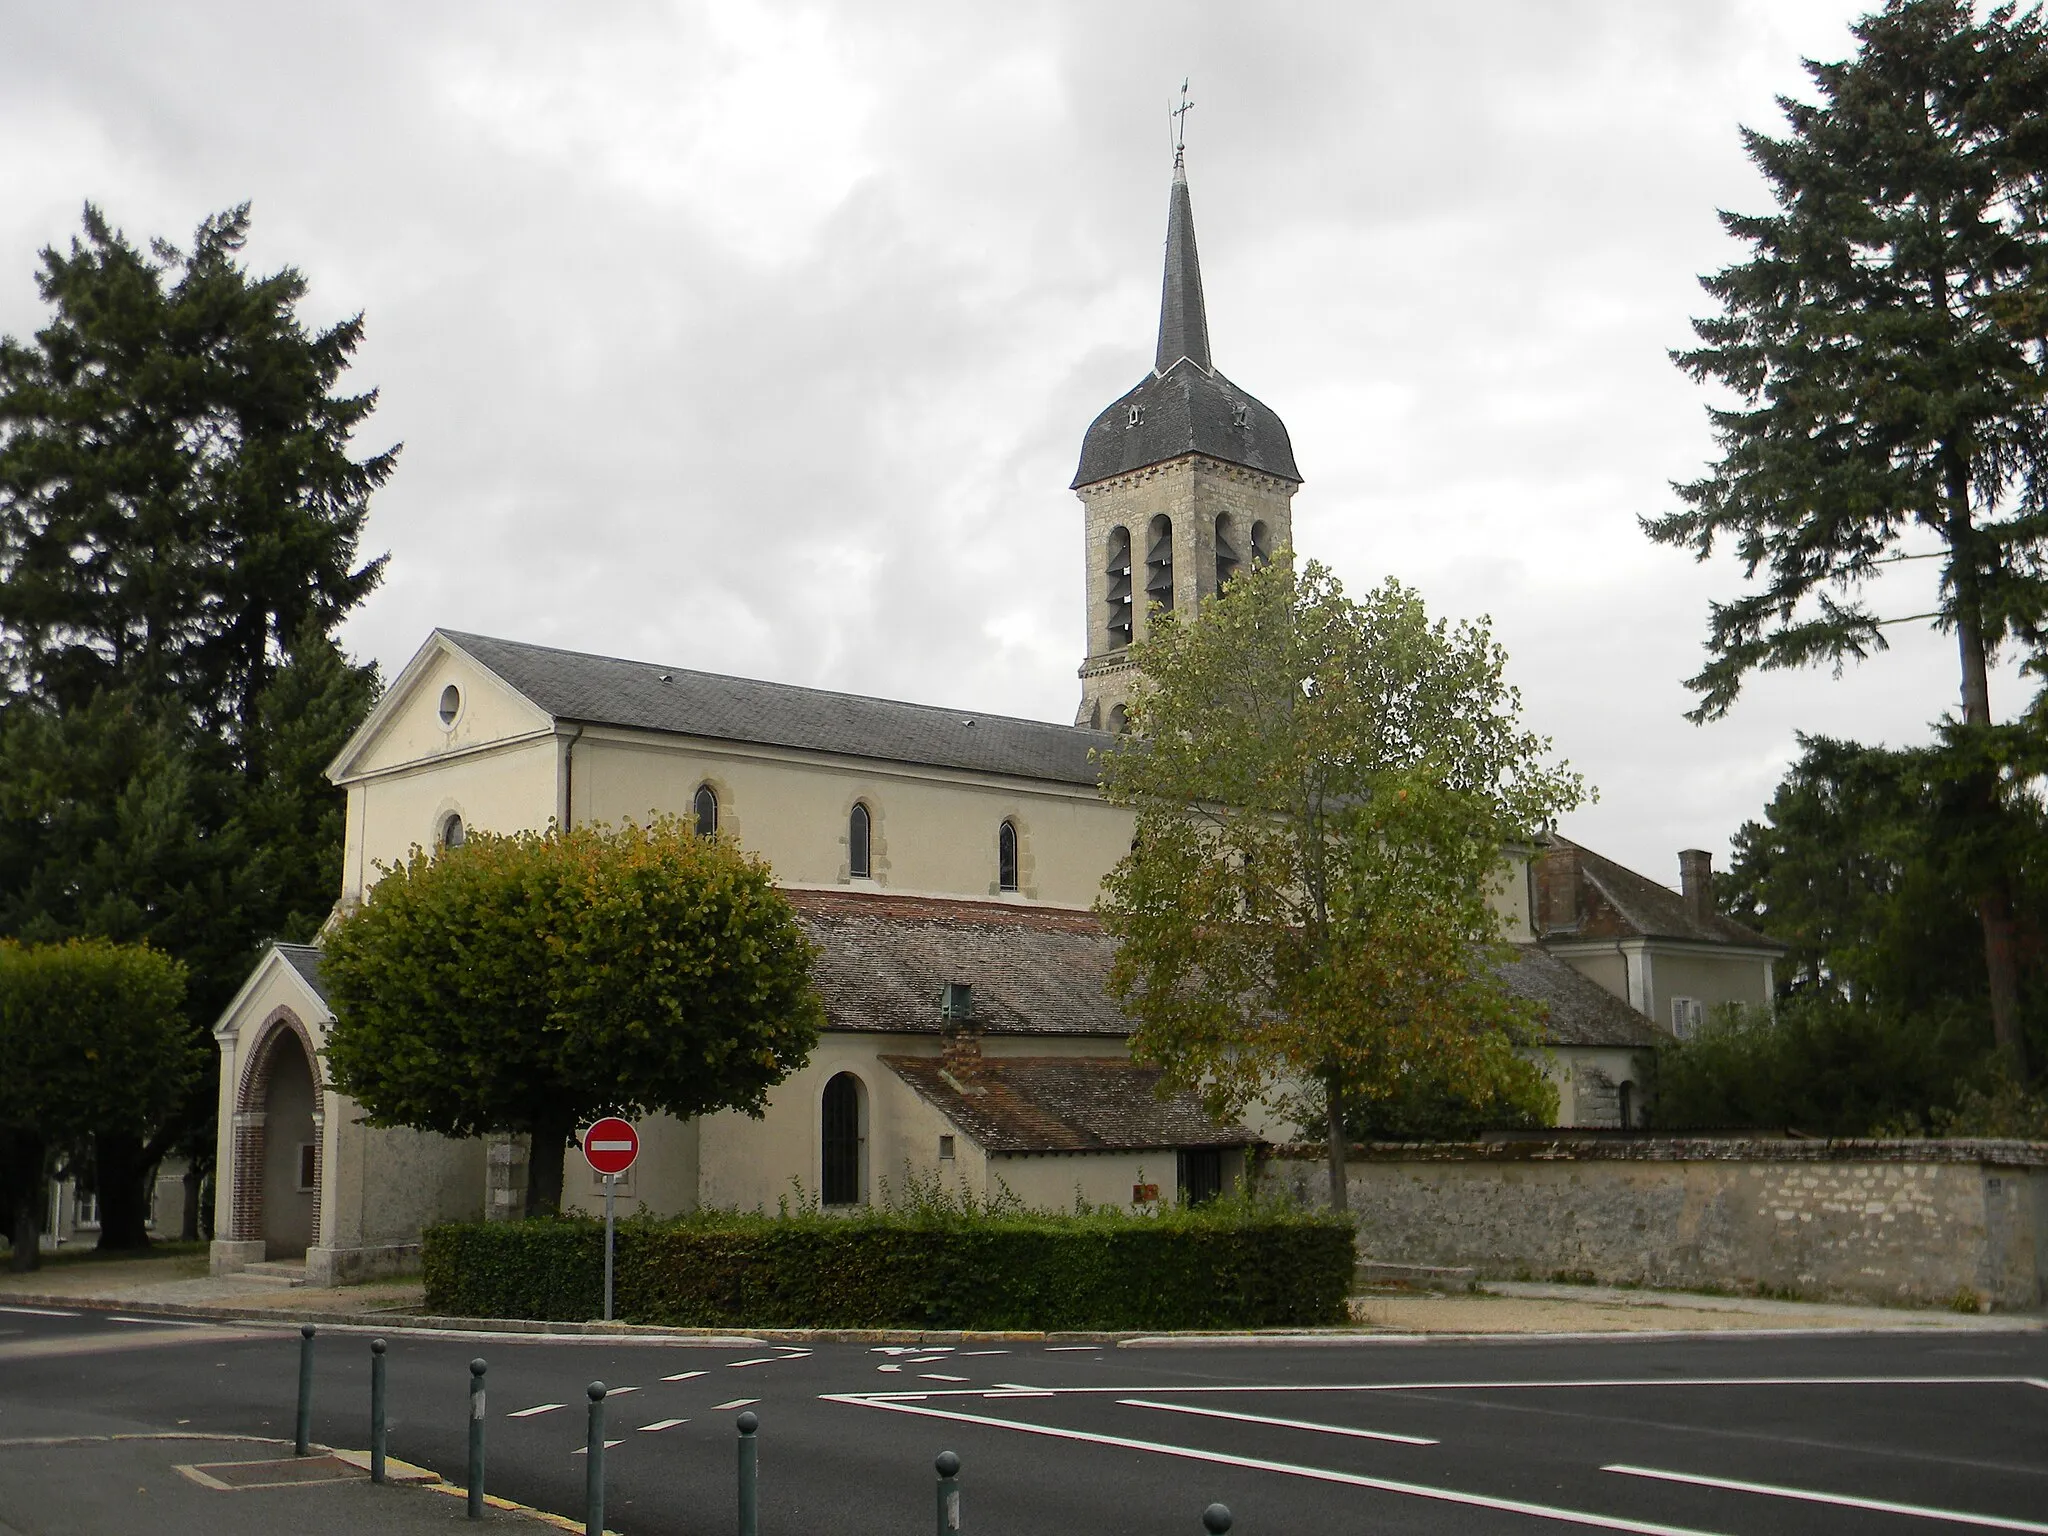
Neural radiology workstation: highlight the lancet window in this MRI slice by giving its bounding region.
[1215,514,1241,589]
[1145,515,1175,614]
[1105,526,1133,648]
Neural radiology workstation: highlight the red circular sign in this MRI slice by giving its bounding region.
[582,1117,639,1176]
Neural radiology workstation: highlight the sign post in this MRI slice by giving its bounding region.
[582,1118,639,1323]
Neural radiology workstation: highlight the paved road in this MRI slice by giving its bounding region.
[2,1301,2044,1534]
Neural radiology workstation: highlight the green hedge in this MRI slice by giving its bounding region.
[423,1203,1354,1330]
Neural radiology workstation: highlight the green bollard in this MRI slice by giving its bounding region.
[1202,1504,1233,1534]
[736,1410,759,1536]
[295,1323,315,1456]
[935,1450,961,1533]
[586,1382,609,1536]
[467,1358,487,1519]
[370,1339,387,1484]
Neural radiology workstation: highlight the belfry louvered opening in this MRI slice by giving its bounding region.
[1250,519,1270,565]
[1215,514,1241,588]
[1145,515,1174,613]
[1105,525,1133,648]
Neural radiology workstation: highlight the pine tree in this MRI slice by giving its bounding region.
[1644,0,2048,1077]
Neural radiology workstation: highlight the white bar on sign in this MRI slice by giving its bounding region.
[590,1140,634,1151]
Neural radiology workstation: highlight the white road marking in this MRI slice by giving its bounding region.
[1604,1465,2048,1533]
[1045,1345,1098,1352]
[507,1404,564,1418]
[960,1349,1009,1356]
[877,1364,902,1373]
[828,1395,1728,1536]
[662,1370,707,1383]
[570,1441,624,1453]
[857,1374,2038,1402]
[606,1386,639,1395]
[727,1357,780,1368]
[638,1419,688,1433]
[109,1316,210,1327]
[1121,1398,1438,1446]
[983,1391,1055,1399]
[921,1373,970,1382]
[0,1305,78,1318]
[713,1399,758,1411]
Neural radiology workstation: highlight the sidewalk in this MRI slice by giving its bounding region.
[0,1434,571,1535]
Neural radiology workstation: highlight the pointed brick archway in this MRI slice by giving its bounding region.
[228,1006,324,1255]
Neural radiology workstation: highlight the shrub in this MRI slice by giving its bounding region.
[423,1198,1354,1330]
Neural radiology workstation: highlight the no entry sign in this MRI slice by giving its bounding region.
[582,1117,639,1177]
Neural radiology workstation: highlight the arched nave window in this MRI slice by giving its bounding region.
[998,820,1020,892]
[693,784,718,838]
[848,802,872,880]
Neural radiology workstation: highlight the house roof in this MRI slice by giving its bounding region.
[1072,164,1300,489]
[275,942,329,1005]
[790,891,1126,1036]
[882,1054,1257,1154]
[1542,835,1785,951]
[1495,945,1670,1049]
[439,631,1114,788]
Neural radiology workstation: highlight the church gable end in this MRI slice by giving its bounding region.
[329,631,556,784]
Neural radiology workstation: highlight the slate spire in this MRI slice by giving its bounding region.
[1154,155,1213,376]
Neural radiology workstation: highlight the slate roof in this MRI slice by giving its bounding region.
[1072,164,1300,489]
[441,631,1115,787]
[882,1055,1256,1154]
[1543,836,1785,950]
[1495,945,1669,1049]
[789,891,1127,1037]
[275,942,329,1005]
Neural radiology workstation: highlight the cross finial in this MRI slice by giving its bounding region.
[1170,79,1193,168]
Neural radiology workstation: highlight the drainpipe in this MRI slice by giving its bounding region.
[561,724,584,829]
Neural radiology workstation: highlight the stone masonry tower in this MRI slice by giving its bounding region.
[1071,151,1301,728]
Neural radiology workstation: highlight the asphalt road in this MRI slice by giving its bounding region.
[1,1302,2044,1535]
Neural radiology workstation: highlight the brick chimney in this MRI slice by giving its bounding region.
[1678,849,1713,925]
[1538,843,1580,933]
[939,982,982,1080]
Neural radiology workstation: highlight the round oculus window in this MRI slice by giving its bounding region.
[438,684,461,727]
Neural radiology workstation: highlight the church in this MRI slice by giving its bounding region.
[208,154,1781,1286]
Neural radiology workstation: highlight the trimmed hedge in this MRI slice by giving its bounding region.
[423,1203,1354,1330]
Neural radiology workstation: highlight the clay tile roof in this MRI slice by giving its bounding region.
[881,1055,1256,1154]
[788,890,1129,1037]
[1495,945,1671,1049]
[441,631,1115,787]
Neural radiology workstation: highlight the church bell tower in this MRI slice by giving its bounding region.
[1071,148,1302,729]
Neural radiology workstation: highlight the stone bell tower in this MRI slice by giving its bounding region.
[1071,149,1302,729]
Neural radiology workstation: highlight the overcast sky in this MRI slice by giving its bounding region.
[1,1,2010,887]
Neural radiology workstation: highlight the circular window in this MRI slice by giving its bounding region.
[440,813,465,850]
[438,684,462,728]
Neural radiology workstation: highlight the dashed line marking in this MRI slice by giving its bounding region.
[1045,1345,1099,1352]
[1120,1398,1438,1446]
[662,1370,706,1383]
[0,1305,79,1318]
[638,1419,688,1433]
[727,1357,780,1368]
[507,1404,564,1418]
[713,1399,758,1411]
[921,1373,970,1382]
[570,1441,624,1454]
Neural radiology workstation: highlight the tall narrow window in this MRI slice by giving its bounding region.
[1214,514,1241,589]
[998,820,1019,892]
[1249,520,1270,566]
[1617,1081,1635,1129]
[848,802,871,879]
[1145,515,1174,613]
[1104,526,1133,648]
[821,1072,864,1205]
[693,784,718,838]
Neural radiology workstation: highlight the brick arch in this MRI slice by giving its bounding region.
[229,1006,325,1246]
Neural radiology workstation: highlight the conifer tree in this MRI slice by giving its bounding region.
[1645,0,2048,1076]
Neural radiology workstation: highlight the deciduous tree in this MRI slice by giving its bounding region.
[321,818,826,1216]
[1096,559,1580,1209]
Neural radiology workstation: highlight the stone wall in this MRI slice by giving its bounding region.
[1260,1138,2048,1311]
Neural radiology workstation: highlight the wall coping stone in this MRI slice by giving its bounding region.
[1270,1137,2048,1169]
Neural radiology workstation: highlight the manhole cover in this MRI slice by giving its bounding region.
[182,1454,365,1490]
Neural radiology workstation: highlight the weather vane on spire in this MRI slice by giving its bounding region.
[1170,78,1193,167]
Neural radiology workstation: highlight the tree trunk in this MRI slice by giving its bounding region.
[1950,479,2029,1081]
[180,1162,202,1243]
[6,1131,45,1274]
[1324,1070,1348,1213]
[92,1132,155,1251]
[524,1108,576,1218]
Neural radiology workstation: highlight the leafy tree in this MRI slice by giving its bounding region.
[322,818,826,1216]
[1097,559,1580,1209]
[0,938,196,1271]
[0,205,389,1242]
[1643,0,2048,1076]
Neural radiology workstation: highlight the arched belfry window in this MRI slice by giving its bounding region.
[1250,520,1271,566]
[1105,526,1133,648]
[693,784,718,838]
[439,813,466,850]
[998,820,1019,892]
[1108,703,1129,734]
[848,802,872,879]
[1215,514,1241,589]
[1145,515,1174,614]
[821,1072,866,1206]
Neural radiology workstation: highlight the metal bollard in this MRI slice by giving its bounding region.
[585,1382,609,1536]
[370,1339,388,1484]
[467,1358,487,1519]
[295,1323,315,1456]
[736,1409,759,1536]
[1202,1504,1233,1534]
[935,1450,961,1533]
